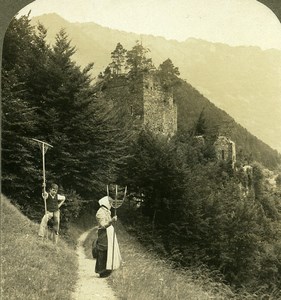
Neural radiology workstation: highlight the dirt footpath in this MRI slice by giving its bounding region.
[72,229,118,300]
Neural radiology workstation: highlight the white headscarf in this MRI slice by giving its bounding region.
[98,196,113,210]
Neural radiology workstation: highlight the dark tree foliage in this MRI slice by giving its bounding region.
[193,109,208,136]
[2,16,129,221]
[171,167,266,287]
[157,58,180,90]
[110,42,127,75]
[2,16,41,207]
[125,40,154,76]
[98,45,281,294]
[121,130,281,295]
[120,130,185,227]
[2,71,39,204]
[173,79,281,169]
[158,58,180,77]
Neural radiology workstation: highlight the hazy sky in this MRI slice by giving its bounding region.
[19,0,281,50]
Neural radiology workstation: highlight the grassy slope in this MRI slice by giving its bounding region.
[84,221,236,300]
[1,195,78,300]
[1,195,256,300]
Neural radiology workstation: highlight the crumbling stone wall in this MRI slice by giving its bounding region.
[142,73,177,137]
[97,72,177,137]
[214,136,236,167]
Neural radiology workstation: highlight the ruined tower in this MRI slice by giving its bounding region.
[213,135,236,168]
[97,72,177,137]
[142,73,177,137]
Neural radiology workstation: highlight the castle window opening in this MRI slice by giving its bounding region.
[222,150,225,160]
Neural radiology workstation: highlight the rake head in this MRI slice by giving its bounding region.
[107,184,127,209]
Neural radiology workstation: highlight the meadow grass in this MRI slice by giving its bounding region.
[84,221,240,300]
[2,196,271,300]
[1,195,78,300]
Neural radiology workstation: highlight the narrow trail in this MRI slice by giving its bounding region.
[72,228,118,300]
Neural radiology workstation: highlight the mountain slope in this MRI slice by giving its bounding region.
[174,80,281,168]
[30,13,281,153]
[1,195,78,299]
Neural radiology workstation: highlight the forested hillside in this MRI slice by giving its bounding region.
[2,15,281,298]
[30,13,281,154]
[174,80,281,169]
[93,41,281,170]
[2,16,130,218]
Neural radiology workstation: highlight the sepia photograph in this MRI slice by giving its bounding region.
[1,0,281,299]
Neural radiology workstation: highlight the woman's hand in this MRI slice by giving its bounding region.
[112,216,117,222]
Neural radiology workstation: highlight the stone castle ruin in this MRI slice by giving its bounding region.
[97,72,177,137]
[142,73,177,136]
[213,136,236,168]
[98,72,239,168]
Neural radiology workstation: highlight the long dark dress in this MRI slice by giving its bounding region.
[95,204,122,277]
[95,227,108,275]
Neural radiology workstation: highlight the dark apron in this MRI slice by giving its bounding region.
[95,228,108,274]
[97,228,108,251]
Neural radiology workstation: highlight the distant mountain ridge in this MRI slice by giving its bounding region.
[31,13,281,153]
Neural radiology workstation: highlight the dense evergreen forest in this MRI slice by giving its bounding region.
[2,16,281,297]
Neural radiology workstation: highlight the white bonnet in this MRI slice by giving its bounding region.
[98,196,113,209]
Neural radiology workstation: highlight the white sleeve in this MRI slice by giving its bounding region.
[57,194,66,201]
[96,209,110,228]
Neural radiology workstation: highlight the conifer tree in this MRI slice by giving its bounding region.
[2,16,40,206]
[158,58,180,76]
[110,42,127,75]
[125,40,154,76]
[2,16,132,213]
[24,22,52,116]
[158,58,180,89]
[123,130,185,227]
[194,109,207,136]
[34,28,122,198]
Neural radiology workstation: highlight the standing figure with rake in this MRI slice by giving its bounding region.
[32,138,66,244]
[95,185,126,278]
[38,183,66,243]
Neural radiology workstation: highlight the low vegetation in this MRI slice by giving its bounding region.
[117,132,281,298]
[84,219,271,299]
[84,222,233,299]
[1,195,78,300]
[1,195,234,300]
[3,189,281,299]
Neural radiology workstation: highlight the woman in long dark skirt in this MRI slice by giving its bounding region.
[95,196,122,278]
